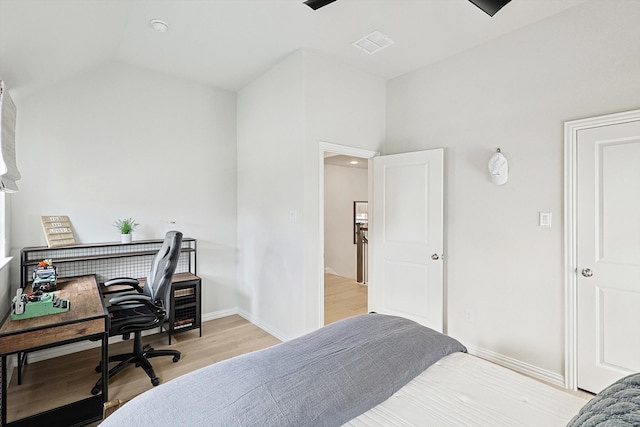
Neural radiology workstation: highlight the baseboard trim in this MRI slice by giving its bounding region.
[201,308,237,323]
[237,309,289,342]
[466,344,566,388]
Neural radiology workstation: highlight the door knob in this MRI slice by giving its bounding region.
[431,253,440,261]
[581,268,593,278]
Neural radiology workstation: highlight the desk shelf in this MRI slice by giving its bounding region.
[20,238,197,288]
[21,248,196,266]
[20,239,202,343]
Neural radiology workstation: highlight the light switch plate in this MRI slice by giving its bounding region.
[539,212,552,227]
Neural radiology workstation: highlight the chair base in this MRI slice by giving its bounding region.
[91,332,180,395]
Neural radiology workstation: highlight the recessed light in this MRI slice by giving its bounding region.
[150,19,169,33]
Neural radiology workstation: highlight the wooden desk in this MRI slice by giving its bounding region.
[0,275,109,427]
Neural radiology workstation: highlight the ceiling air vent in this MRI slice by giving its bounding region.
[352,31,394,55]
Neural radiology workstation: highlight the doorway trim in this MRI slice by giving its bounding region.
[318,142,379,327]
[563,108,640,390]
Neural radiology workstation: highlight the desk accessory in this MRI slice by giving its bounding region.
[32,259,57,292]
[41,215,76,247]
[11,290,70,320]
[13,289,25,315]
[113,217,138,243]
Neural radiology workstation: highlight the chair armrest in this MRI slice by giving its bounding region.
[104,277,143,293]
[109,294,152,306]
[104,277,138,287]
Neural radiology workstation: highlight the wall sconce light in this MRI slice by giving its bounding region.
[488,148,508,185]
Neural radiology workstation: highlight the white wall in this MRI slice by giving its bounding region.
[324,164,367,279]
[386,0,640,377]
[302,52,385,332]
[237,50,385,339]
[237,51,306,339]
[10,61,238,316]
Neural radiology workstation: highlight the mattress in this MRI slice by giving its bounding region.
[346,352,588,427]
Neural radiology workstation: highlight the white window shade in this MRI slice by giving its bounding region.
[0,80,21,192]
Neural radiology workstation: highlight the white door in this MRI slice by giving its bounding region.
[370,149,443,331]
[576,118,640,393]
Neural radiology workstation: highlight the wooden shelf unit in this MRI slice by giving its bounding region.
[20,238,201,342]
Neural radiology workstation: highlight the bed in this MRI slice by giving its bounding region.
[98,313,637,427]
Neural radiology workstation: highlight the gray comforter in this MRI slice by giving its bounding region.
[99,313,466,427]
[566,372,640,426]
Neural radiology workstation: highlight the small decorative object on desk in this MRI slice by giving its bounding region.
[32,259,57,292]
[11,288,70,320]
[41,215,76,247]
[113,218,138,243]
[114,217,139,243]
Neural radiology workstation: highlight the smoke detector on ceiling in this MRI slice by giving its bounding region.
[352,31,394,55]
[149,19,169,33]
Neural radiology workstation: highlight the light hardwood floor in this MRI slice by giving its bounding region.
[6,315,280,423]
[324,273,368,325]
[7,274,367,423]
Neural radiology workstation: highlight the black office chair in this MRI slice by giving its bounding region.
[91,230,183,395]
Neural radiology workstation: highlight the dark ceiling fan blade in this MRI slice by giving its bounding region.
[468,0,512,17]
[304,0,338,10]
[305,0,509,15]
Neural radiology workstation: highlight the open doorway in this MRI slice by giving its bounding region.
[321,144,376,325]
[318,145,445,331]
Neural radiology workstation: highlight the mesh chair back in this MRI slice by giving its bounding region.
[144,231,183,319]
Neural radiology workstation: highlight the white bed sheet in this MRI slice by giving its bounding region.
[345,352,588,427]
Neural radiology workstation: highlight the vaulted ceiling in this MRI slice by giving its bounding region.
[0,0,587,99]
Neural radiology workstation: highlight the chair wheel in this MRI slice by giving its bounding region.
[172,355,180,363]
[151,377,160,387]
[91,385,101,395]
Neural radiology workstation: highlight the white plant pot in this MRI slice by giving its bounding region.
[121,233,132,244]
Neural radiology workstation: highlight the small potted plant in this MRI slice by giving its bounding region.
[114,217,139,243]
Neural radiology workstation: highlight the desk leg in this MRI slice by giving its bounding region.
[2,355,7,426]
[17,352,26,385]
[101,333,108,402]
